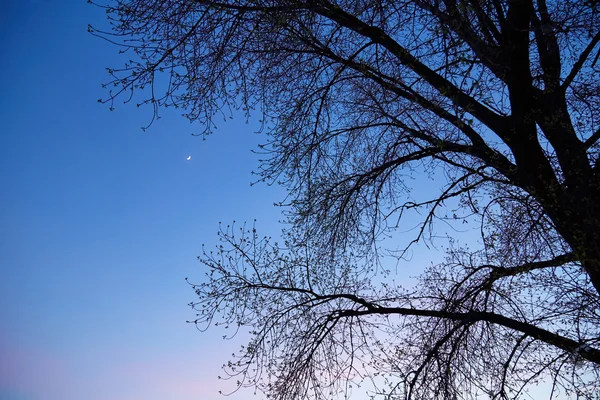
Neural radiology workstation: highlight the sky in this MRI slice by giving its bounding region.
[0,2,285,399]
[0,2,568,400]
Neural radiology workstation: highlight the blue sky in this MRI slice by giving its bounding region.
[0,2,567,400]
[0,2,284,399]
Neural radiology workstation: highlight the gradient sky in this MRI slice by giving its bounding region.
[0,2,285,399]
[0,2,565,400]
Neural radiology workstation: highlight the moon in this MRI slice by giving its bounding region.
[186,156,191,161]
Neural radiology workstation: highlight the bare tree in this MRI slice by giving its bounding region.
[95,1,600,399]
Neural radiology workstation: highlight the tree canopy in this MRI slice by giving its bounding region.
[95,1,600,399]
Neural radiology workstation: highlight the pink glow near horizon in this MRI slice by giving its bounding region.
[0,335,239,400]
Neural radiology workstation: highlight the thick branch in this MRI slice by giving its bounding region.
[531,4,561,90]
[486,251,576,281]
[449,252,578,305]
[301,37,519,183]
[585,126,600,149]
[562,30,600,90]
[310,0,508,138]
[418,0,505,80]
[340,307,600,365]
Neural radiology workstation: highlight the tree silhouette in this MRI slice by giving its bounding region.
[95,1,600,398]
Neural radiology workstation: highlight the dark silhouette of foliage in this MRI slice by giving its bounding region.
[95,1,600,399]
